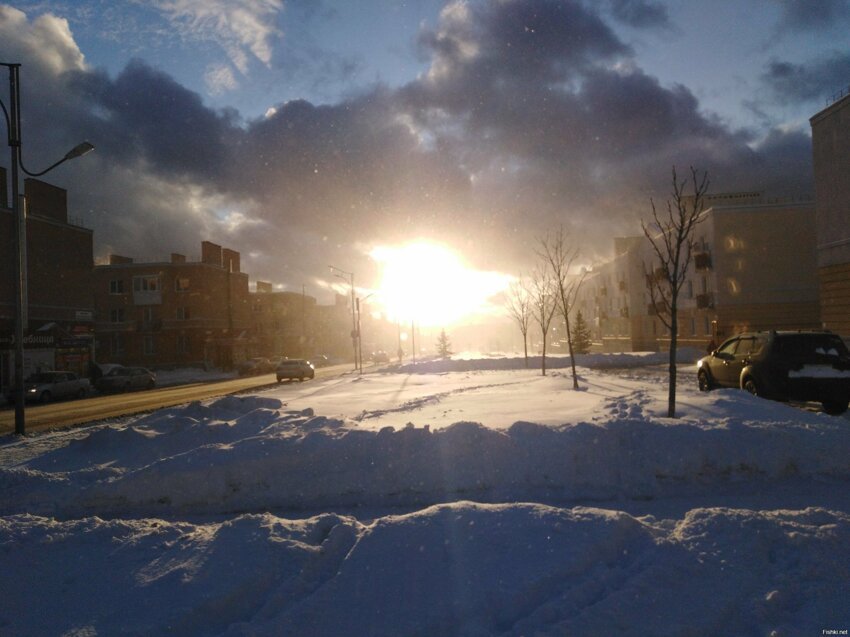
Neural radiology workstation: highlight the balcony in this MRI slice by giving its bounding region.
[694,252,712,270]
[646,301,666,316]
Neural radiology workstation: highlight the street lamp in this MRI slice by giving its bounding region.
[356,292,375,375]
[2,62,94,436]
[329,265,357,371]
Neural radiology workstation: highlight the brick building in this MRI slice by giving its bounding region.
[251,283,317,358]
[811,91,850,335]
[93,241,251,369]
[0,174,94,389]
[250,284,358,362]
[573,195,820,351]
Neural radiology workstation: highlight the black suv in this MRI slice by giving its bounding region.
[696,331,850,414]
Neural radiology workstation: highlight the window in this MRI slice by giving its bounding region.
[111,334,124,355]
[687,280,693,299]
[142,307,154,324]
[133,275,160,292]
[110,308,125,323]
[176,307,190,320]
[109,280,124,294]
[177,335,190,354]
[716,338,739,357]
[690,318,696,336]
[175,277,190,291]
[143,336,155,355]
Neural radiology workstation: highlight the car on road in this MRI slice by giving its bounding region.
[276,359,315,382]
[696,330,850,414]
[309,355,330,368]
[372,350,390,364]
[237,357,274,376]
[95,366,157,393]
[7,371,91,404]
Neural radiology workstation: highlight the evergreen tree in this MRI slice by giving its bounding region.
[436,329,452,358]
[572,311,592,355]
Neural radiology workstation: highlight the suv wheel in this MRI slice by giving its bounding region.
[742,377,760,397]
[697,370,712,392]
[822,400,849,416]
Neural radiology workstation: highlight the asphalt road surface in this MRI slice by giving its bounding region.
[0,364,352,435]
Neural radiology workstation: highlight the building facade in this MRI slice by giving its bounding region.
[811,91,850,335]
[93,241,251,369]
[573,196,820,351]
[251,283,318,358]
[0,176,95,389]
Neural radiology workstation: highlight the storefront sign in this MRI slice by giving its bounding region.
[0,333,55,349]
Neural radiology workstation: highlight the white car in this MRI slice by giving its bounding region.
[276,359,315,382]
[8,371,91,404]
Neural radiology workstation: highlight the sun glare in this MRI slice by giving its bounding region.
[370,241,511,327]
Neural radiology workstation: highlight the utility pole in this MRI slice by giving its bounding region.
[1,62,94,435]
[329,266,357,371]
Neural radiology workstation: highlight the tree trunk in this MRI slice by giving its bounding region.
[523,335,529,368]
[668,308,677,418]
[564,314,579,389]
[541,334,547,376]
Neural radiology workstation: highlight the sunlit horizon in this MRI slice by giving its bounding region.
[369,241,512,328]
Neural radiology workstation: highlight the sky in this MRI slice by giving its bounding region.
[2,353,850,634]
[1,0,849,316]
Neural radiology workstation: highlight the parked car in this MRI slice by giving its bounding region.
[697,330,850,414]
[276,359,315,382]
[6,371,91,404]
[372,350,390,364]
[95,366,156,393]
[237,357,273,376]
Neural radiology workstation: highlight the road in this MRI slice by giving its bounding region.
[0,365,353,435]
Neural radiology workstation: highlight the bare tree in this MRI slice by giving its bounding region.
[505,276,532,367]
[529,266,558,376]
[537,227,587,389]
[643,166,710,418]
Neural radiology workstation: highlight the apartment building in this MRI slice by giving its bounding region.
[574,195,820,351]
[93,241,251,369]
[811,91,850,335]
[0,175,94,388]
[251,282,318,358]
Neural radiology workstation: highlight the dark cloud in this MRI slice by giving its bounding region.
[65,60,237,185]
[762,54,850,104]
[606,0,671,29]
[0,0,818,294]
[774,0,850,31]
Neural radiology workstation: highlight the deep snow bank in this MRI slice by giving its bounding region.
[1,502,847,636]
[395,348,704,374]
[2,393,849,518]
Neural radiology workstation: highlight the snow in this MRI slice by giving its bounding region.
[2,353,849,635]
[789,365,850,378]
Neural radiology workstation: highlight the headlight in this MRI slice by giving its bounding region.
[27,388,37,393]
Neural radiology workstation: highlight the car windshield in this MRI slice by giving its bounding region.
[106,368,128,377]
[25,373,58,383]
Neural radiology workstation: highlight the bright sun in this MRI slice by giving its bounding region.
[370,241,511,328]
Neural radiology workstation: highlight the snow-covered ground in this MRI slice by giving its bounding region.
[1,353,849,636]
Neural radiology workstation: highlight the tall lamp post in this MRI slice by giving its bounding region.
[355,292,375,375]
[2,62,94,436]
[329,265,357,371]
